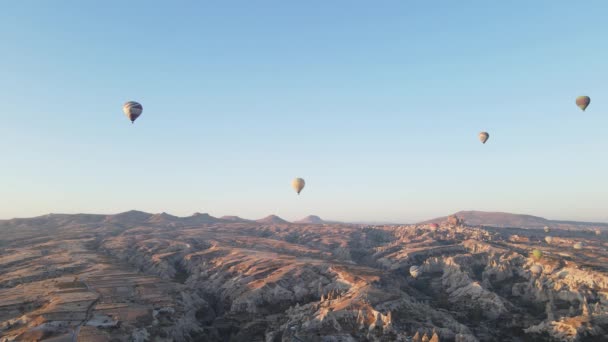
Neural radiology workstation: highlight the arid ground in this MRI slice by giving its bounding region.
[1,211,607,341]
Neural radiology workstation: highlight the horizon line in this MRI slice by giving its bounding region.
[1,209,608,226]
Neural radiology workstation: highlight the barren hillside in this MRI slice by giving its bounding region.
[1,212,607,341]
[421,211,608,231]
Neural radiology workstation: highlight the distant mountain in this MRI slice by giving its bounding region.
[183,212,220,224]
[220,215,251,222]
[293,215,344,224]
[420,210,608,230]
[105,210,153,225]
[0,211,295,228]
[256,215,290,224]
[294,215,325,224]
[1,213,106,229]
[147,212,179,224]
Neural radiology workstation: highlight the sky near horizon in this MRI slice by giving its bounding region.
[1,1,607,222]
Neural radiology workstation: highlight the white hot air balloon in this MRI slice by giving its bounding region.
[545,236,553,244]
[530,264,543,275]
[123,101,143,124]
[573,242,583,250]
[409,265,421,278]
[292,178,305,195]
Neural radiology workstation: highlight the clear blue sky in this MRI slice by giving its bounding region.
[1,1,607,222]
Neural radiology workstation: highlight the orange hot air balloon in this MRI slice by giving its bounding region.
[479,132,489,144]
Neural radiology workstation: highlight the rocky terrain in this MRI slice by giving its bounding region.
[1,211,607,341]
[422,211,608,231]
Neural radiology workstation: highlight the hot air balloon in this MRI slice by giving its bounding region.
[545,236,553,244]
[576,96,590,111]
[573,242,583,250]
[429,223,439,229]
[532,249,543,260]
[595,229,602,236]
[409,265,421,278]
[123,101,143,123]
[479,132,489,144]
[530,264,543,275]
[544,226,550,233]
[292,178,305,195]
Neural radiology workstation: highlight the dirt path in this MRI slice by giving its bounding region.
[71,281,99,342]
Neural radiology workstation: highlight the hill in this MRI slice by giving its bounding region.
[183,213,221,224]
[147,212,179,224]
[105,210,153,225]
[294,215,325,224]
[255,215,289,224]
[220,215,251,222]
[420,210,608,230]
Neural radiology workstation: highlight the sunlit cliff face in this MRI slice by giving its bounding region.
[1,213,607,341]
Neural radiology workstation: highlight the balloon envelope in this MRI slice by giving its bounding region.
[532,249,543,260]
[573,242,583,250]
[530,265,543,274]
[545,236,553,244]
[123,101,143,123]
[409,266,421,278]
[292,178,305,195]
[576,96,590,111]
[544,226,550,233]
[479,132,489,144]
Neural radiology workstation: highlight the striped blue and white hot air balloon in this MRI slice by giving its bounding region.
[123,101,143,124]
